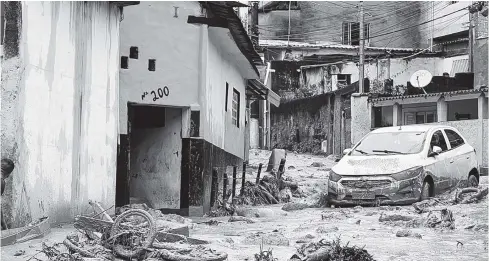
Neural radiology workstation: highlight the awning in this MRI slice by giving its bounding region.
[246,79,281,107]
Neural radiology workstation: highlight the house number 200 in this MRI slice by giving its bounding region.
[151,86,170,101]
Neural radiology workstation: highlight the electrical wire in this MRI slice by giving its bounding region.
[257,2,449,40]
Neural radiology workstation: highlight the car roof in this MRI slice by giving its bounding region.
[371,124,453,134]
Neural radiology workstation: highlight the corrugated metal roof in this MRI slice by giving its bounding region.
[369,89,487,102]
[259,40,428,53]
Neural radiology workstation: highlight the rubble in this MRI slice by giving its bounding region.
[228,216,256,224]
[243,231,290,246]
[425,209,455,230]
[31,202,227,261]
[282,202,309,211]
[316,226,339,234]
[395,229,422,239]
[290,238,376,261]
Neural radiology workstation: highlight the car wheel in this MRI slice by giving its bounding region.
[420,181,431,201]
[468,174,479,187]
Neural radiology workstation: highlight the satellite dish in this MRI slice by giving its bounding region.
[410,70,432,94]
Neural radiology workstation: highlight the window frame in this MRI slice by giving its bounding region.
[444,129,465,150]
[342,22,370,46]
[428,130,449,155]
[232,88,240,128]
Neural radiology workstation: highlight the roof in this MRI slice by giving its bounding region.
[110,1,140,7]
[260,40,433,54]
[203,2,263,76]
[371,125,450,133]
[369,88,487,102]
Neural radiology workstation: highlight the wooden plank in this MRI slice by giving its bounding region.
[187,16,228,28]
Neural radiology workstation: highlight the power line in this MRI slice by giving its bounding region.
[369,7,468,40]
[257,2,448,39]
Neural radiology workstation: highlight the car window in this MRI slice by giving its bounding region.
[350,131,427,156]
[430,130,448,152]
[444,129,465,149]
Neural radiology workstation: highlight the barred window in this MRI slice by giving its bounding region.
[232,89,240,127]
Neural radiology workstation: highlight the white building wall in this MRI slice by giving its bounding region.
[1,1,121,226]
[119,1,202,135]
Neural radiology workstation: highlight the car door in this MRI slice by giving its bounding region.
[443,128,472,182]
[424,129,452,191]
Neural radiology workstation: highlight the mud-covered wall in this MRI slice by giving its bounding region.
[271,94,331,154]
[1,2,121,227]
[474,12,488,89]
[258,9,302,42]
[129,108,182,210]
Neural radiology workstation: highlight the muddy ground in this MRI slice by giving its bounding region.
[1,149,487,261]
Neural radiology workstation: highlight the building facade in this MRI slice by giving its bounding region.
[117,1,275,216]
[1,1,137,227]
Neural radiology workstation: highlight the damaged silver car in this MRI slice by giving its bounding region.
[327,125,479,206]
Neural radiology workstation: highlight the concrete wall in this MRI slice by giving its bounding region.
[426,119,488,169]
[1,2,121,226]
[119,2,249,160]
[298,1,422,48]
[258,10,302,41]
[202,28,248,159]
[418,1,471,48]
[119,1,201,135]
[351,94,372,145]
[474,13,488,88]
[129,108,182,209]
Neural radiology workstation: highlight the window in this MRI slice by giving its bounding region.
[129,46,139,59]
[225,82,229,112]
[350,131,427,156]
[121,56,129,69]
[232,89,240,127]
[342,22,369,46]
[148,59,156,71]
[430,130,448,152]
[404,111,437,125]
[444,129,465,149]
[337,74,351,86]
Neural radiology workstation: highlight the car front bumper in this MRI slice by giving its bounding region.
[327,174,424,206]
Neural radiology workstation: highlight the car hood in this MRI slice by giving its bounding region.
[332,154,422,175]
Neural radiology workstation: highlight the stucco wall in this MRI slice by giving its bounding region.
[202,28,247,159]
[119,1,202,135]
[426,119,488,169]
[351,94,371,145]
[129,108,182,209]
[1,2,121,226]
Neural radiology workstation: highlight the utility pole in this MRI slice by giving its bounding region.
[468,9,474,73]
[250,1,259,49]
[430,1,434,52]
[359,1,365,93]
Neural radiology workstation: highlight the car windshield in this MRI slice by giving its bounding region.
[350,131,427,156]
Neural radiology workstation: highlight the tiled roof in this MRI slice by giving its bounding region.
[259,40,433,53]
[369,88,487,102]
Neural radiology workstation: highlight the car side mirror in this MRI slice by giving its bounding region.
[429,146,442,157]
[343,148,352,155]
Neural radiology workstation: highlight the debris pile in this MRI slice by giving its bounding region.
[234,174,300,206]
[425,209,455,230]
[289,238,376,261]
[29,202,227,261]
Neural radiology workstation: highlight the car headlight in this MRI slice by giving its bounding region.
[391,166,424,181]
[329,170,342,182]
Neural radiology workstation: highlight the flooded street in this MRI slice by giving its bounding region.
[191,150,488,261]
[2,150,487,261]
